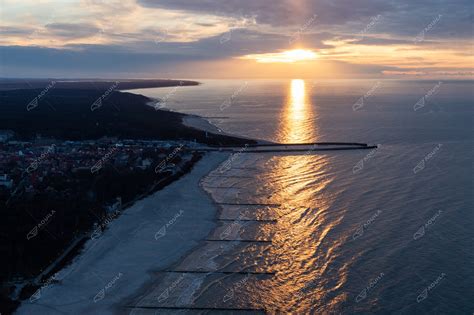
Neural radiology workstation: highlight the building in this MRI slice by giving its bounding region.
[0,130,14,143]
[0,174,13,189]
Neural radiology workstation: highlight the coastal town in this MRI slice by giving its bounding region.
[0,132,199,198]
[0,131,203,310]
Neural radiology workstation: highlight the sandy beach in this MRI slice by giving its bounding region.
[16,152,229,315]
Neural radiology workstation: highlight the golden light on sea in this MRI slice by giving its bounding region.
[259,80,331,312]
[290,79,305,112]
[278,79,318,143]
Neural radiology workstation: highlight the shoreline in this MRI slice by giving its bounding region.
[183,115,225,135]
[15,151,230,315]
[182,115,273,146]
[0,78,199,91]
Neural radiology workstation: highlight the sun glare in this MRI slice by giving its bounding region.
[241,49,318,63]
[277,79,318,143]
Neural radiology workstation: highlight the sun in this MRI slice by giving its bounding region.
[282,49,318,61]
[240,49,318,63]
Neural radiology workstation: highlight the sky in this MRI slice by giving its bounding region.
[0,0,472,79]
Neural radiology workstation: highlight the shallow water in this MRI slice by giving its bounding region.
[131,79,473,314]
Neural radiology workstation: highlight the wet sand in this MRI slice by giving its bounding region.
[124,153,275,315]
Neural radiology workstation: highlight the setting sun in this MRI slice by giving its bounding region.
[241,49,318,63]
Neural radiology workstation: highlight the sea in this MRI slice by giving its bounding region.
[130,79,473,314]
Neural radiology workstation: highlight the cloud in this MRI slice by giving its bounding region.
[0,0,472,78]
[0,44,219,78]
[136,0,473,39]
[0,26,34,36]
[366,0,473,39]
[45,23,101,39]
[196,23,216,27]
[137,0,393,27]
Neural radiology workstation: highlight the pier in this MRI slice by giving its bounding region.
[194,142,378,153]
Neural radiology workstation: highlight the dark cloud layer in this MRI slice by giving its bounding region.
[138,0,473,38]
[45,23,101,39]
[138,0,393,26]
[0,45,216,77]
[0,26,34,36]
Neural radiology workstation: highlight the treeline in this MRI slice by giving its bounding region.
[0,89,254,146]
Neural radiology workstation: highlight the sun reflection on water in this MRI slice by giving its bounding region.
[242,80,344,312]
[183,79,343,312]
[278,79,318,143]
